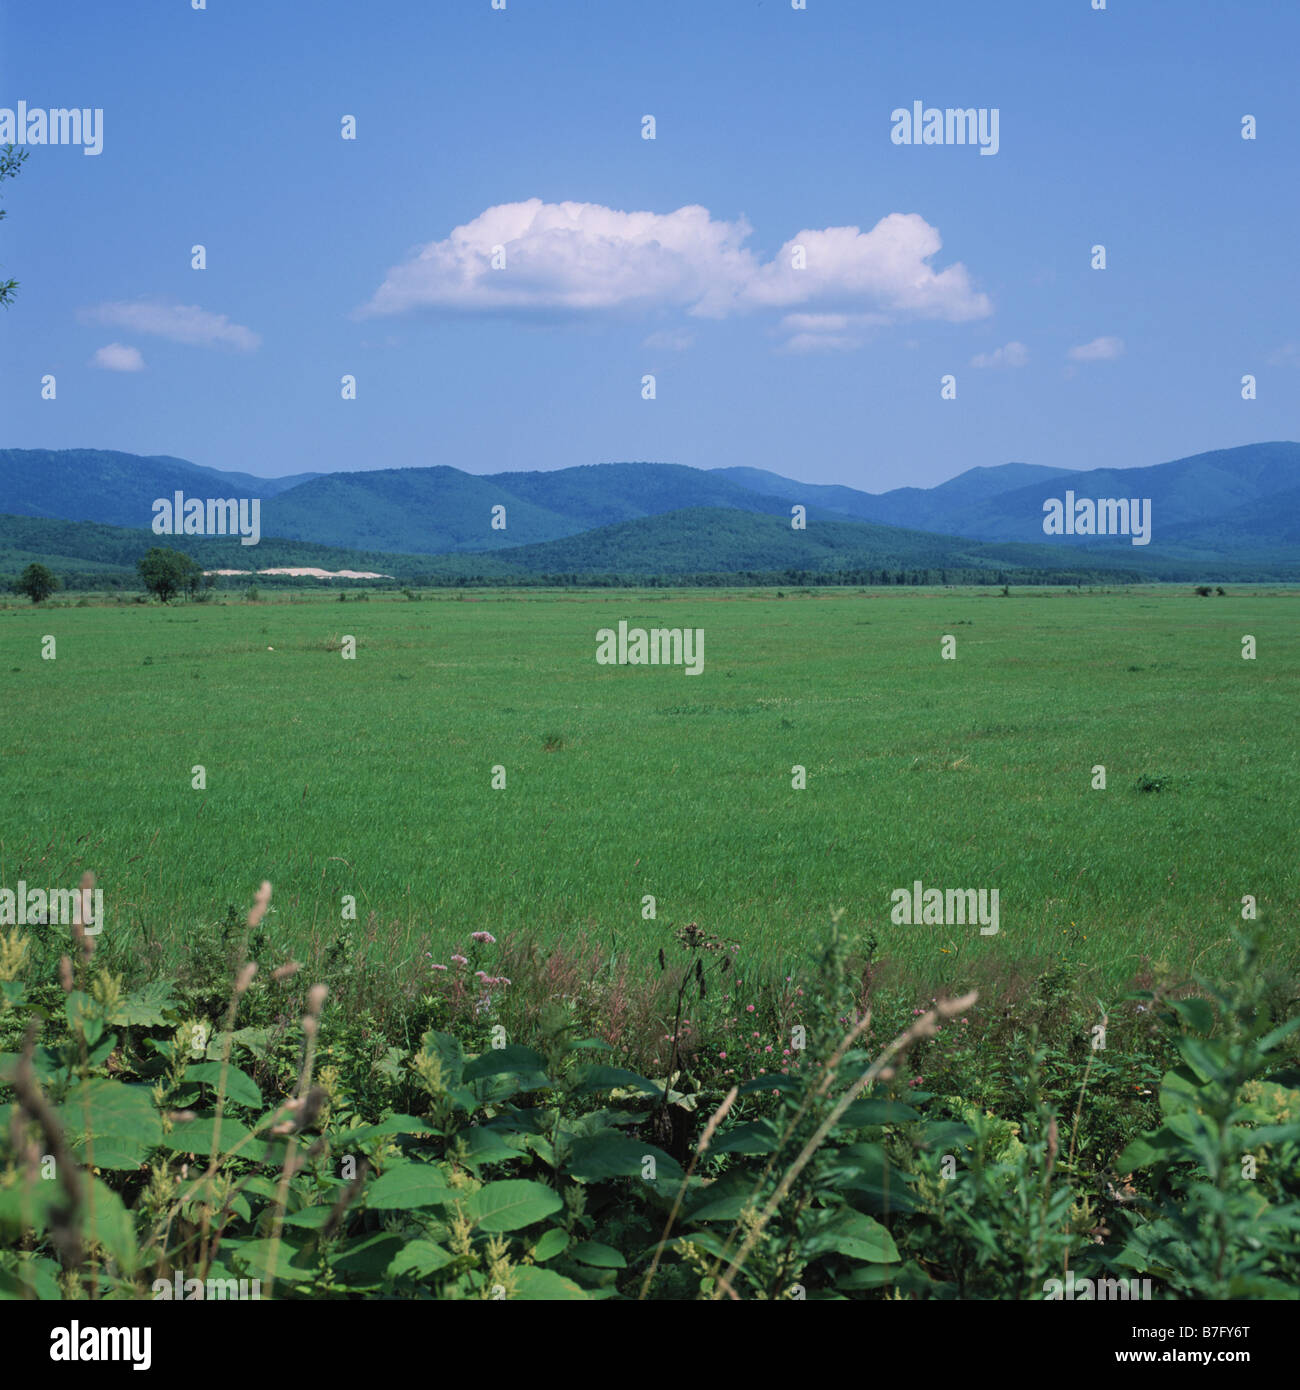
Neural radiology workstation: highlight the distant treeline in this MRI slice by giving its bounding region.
[26,565,1159,593]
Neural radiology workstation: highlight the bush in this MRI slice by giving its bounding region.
[0,893,1294,1302]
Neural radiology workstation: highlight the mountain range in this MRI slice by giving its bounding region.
[1,442,1296,582]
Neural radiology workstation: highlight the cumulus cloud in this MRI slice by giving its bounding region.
[359,200,990,346]
[362,201,753,319]
[81,300,261,352]
[971,340,1028,368]
[745,216,990,322]
[90,342,145,372]
[1068,335,1125,362]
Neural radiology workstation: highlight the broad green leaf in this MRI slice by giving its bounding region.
[185,1062,262,1110]
[420,1030,464,1088]
[531,1228,569,1262]
[1166,997,1215,1033]
[60,1080,161,1171]
[206,1027,272,1061]
[162,1113,251,1157]
[521,1134,557,1167]
[228,1236,315,1284]
[510,1265,587,1299]
[332,1232,406,1279]
[0,1179,57,1239]
[1247,1122,1300,1145]
[1116,1128,1182,1171]
[0,1046,62,1087]
[568,1133,683,1182]
[806,1208,899,1263]
[825,1143,919,1212]
[1177,1037,1223,1084]
[709,1120,779,1156]
[687,1185,755,1223]
[110,980,176,1027]
[181,1176,251,1225]
[463,1045,548,1084]
[914,1121,975,1149]
[569,1240,626,1269]
[463,1127,524,1167]
[339,1113,434,1145]
[570,1065,662,1098]
[65,992,103,1049]
[461,1179,562,1232]
[280,1204,337,1229]
[1257,1016,1300,1055]
[1158,1067,1201,1116]
[86,1178,138,1274]
[366,1161,451,1210]
[0,1254,61,1300]
[388,1239,454,1278]
[836,1263,904,1289]
[838,1098,921,1127]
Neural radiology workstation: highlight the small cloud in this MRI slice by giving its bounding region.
[642,327,695,351]
[1068,335,1125,362]
[1267,342,1300,368]
[781,332,861,354]
[81,299,261,352]
[971,340,1028,368]
[90,342,145,372]
[777,311,887,353]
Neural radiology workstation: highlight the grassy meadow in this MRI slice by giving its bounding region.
[1,584,1296,1000]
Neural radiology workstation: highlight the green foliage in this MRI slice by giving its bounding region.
[13,562,58,604]
[1110,932,1300,1298]
[0,144,28,308]
[136,547,202,603]
[0,908,1296,1300]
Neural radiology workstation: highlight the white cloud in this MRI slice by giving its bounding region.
[642,327,695,352]
[89,342,145,372]
[777,312,886,353]
[971,340,1028,368]
[82,300,261,352]
[781,333,861,354]
[745,216,990,322]
[1267,342,1300,368]
[1068,335,1125,362]
[359,200,990,340]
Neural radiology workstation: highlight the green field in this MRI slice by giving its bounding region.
[1,585,1296,997]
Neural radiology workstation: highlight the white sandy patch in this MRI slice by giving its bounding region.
[203,567,393,579]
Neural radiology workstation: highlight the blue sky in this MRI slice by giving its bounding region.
[2,0,1297,490]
